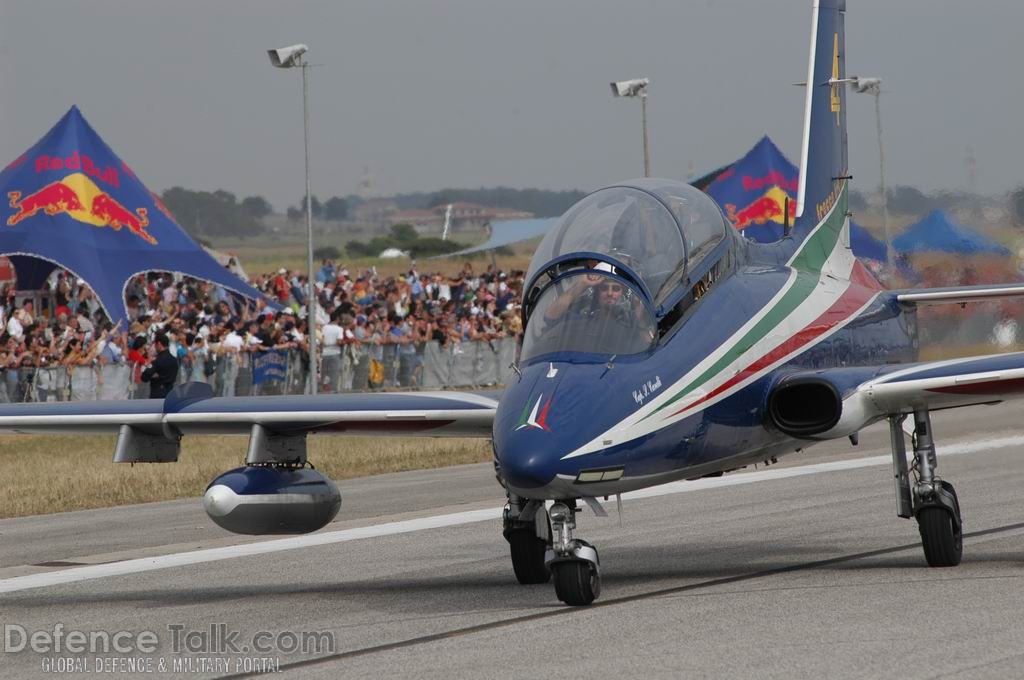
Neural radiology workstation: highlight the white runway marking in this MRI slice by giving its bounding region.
[2,435,1022,595]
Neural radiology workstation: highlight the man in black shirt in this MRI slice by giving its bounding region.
[141,333,179,399]
[257,313,276,347]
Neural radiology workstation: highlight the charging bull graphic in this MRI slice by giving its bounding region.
[724,185,797,231]
[7,172,156,245]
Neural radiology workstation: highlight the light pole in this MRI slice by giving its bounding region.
[268,43,318,394]
[849,76,892,277]
[610,77,651,177]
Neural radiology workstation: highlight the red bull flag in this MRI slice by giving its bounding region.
[700,135,886,261]
[0,106,268,324]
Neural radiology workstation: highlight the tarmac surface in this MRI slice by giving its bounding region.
[2,406,1024,679]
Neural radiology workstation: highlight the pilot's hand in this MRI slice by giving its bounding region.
[572,275,599,295]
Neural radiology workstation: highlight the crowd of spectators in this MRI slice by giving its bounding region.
[0,259,527,398]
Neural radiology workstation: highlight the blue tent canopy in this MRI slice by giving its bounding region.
[701,135,886,261]
[892,209,1009,256]
[704,135,799,231]
[850,223,887,261]
[0,106,267,324]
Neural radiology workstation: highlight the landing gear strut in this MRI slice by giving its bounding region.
[503,493,550,584]
[889,409,962,567]
[546,500,601,606]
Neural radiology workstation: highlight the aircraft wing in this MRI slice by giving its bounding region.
[768,352,1024,440]
[0,385,499,438]
[892,283,1024,305]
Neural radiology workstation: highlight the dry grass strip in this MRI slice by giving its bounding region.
[0,435,492,519]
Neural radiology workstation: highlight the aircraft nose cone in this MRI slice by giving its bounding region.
[498,450,556,491]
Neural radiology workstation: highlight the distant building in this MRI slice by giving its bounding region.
[390,202,533,234]
[352,199,398,226]
[386,209,437,231]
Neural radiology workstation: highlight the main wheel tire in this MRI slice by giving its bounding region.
[551,561,600,606]
[917,506,963,567]
[508,529,550,584]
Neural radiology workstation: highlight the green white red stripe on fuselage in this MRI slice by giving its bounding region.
[561,182,883,460]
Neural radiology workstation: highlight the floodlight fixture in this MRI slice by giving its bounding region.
[267,44,308,68]
[850,75,881,95]
[610,77,651,176]
[610,77,649,98]
[267,43,319,393]
[847,75,891,276]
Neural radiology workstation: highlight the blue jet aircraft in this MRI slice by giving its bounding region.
[3,0,1024,606]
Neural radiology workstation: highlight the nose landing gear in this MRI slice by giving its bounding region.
[546,501,601,606]
[503,493,602,605]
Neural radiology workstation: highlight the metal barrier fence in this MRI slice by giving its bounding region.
[0,339,518,402]
[0,315,1018,404]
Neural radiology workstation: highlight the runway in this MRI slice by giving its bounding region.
[3,407,1024,679]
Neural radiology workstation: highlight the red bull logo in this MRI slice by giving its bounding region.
[725,186,797,230]
[7,182,84,222]
[34,151,120,187]
[741,170,798,193]
[7,172,156,245]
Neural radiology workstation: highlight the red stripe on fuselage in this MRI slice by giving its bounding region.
[854,259,885,292]
[666,262,880,419]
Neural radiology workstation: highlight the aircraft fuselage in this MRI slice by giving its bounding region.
[494,238,915,501]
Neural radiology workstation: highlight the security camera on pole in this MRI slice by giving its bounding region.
[268,43,319,394]
[610,77,651,177]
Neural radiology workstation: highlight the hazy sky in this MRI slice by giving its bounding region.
[1,1,1020,211]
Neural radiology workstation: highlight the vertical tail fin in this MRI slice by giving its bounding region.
[791,0,849,245]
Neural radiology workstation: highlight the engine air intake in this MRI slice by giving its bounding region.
[767,378,842,437]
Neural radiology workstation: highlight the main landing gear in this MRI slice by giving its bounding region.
[503,494,601,606]
[889,408,963,567]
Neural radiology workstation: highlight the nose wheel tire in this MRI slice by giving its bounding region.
[546,503,601,606]
[552,560,601,606]
[917,506,962,567]
[508,529,551,584]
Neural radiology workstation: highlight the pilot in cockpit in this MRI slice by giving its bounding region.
[520,182,717,358]
[593,278,630,318]
[542,268,637,326]
[543,273,589,320]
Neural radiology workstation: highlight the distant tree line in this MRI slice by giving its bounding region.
[285,195,348,221]
[158,188,352,238]
[849,185,1001,216]
[159,182,1024,240]
[160,188,268,238]
[348,187,586,218]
